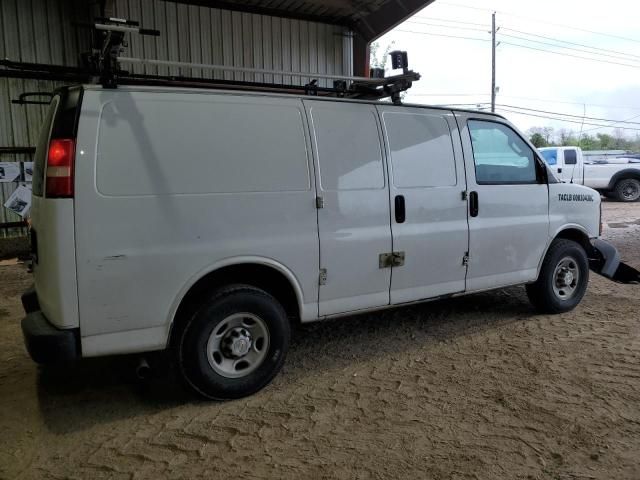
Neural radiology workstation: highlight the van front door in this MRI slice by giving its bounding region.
[305,100,392,316]
[457,115,550,291]
[377,106,469,303]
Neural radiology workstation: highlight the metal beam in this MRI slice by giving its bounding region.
[164,1,352,26]
[353,0,436,42]
[350,0,435,77]
[353,34,371,78]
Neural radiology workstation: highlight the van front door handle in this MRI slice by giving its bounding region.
[469,191,479,217]
[395,195,406,223]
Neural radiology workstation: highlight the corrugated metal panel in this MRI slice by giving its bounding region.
[0,77,59,237]
[112,0,352,86]
[0,0,353,236]
[0,0,94,236]
[0,0,93,66]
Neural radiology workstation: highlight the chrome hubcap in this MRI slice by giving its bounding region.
[553,257,580,300]
[206,313,270,378]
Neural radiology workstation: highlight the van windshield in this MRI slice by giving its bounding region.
[32,96,59,197]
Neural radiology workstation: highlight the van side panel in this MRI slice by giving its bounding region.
[74,89,319,356]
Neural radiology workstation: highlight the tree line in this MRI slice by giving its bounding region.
[527,126,640,152]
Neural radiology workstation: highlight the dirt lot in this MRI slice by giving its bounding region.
[1,201,639,480]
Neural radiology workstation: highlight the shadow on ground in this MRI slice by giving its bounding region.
[36,286,534,434]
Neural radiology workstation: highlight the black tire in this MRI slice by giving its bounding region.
[178,284,290,400]
[526,239,589,314]
[614,178,640,202]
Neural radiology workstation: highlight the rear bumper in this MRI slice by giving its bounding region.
[590,239,640,284]
[21,288,79,364]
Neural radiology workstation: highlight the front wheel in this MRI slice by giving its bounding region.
[178,285,290,400]
[614,178,640,202]
[526,239,589,314]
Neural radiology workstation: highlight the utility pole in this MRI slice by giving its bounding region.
[491,11,496,113]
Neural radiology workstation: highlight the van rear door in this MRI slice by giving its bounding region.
[305,100,393,316]
[30,87,81,329]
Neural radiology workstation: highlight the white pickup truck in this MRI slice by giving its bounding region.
[539,146,640,202]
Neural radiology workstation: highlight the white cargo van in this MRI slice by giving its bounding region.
[22,85,640,399]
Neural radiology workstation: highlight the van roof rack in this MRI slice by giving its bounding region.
[85,17,420,104]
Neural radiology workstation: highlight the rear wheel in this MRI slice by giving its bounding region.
[178,285,290,400]
[526,239,589,314]
[614,178,640,202]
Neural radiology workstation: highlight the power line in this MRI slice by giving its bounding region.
[491,11,496,112]
[497,105,640,125]
[438,1,640,45]
[421,101,640,127]
[496,107,640,131]
[501,27,640,61]
[499,33,640,65]
[394,23,640,68]
[412,16,490,28]
[395,29,490,42]
[407,93,640,111]
[496,94,640,110]
[403,99,640,130]
[409,93,489,97]
[397,20,640,64]
[500,41,640,69]
[405,19,489,33]
[582,114,640,133]
[432,102,491,107]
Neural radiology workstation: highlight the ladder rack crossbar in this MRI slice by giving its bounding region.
[118,57,376,83]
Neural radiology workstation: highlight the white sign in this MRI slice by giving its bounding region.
[0,162,20,182]
[24,162,33,182]
[4,185,32,218]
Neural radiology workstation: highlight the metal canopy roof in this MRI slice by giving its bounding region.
[161,0,436,75]
[171,0,436,40]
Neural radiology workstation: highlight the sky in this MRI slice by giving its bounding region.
[377,0,640,138]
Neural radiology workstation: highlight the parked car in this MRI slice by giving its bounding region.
[539,146,640,202]
[21,86,640,399]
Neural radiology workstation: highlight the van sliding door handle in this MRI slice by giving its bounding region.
[395,195,406,223]
[469,191,479,217]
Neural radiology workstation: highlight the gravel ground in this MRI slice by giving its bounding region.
[1,201,639,480]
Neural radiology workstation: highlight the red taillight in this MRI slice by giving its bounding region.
[46,138,75,198]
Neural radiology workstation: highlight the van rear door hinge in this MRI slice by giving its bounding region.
[319,268,327,285]
[315,196,325,209]
[462,253,470,266]
[461,191,468,201]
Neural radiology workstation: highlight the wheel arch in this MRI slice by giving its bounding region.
[607,169,640,190]
[167,257,305,348]
[536,225,593,279]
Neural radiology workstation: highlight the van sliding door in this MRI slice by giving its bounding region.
[377,106,469,303]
